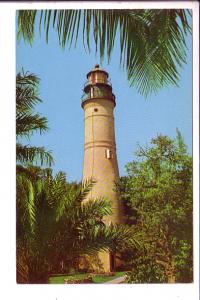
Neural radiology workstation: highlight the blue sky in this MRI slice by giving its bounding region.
[16,13,192,182]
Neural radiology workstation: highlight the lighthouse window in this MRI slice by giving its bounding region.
[105,149,112,159]
[94,108,98,112]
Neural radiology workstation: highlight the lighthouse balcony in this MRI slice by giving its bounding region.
[84,79,112,91]
[81,91,116,106]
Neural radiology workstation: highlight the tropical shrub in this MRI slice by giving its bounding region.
[118,130,193,283]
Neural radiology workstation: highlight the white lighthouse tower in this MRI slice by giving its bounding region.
[81,64,123,272]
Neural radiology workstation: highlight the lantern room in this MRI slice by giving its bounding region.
[81,64,116,106]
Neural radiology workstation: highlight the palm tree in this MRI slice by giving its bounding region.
[16,70,53,166]
[17,9,191,97]
[16,72,54,282]
[17,169,138,283]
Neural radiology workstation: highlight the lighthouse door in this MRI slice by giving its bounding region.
[109,252,116,272]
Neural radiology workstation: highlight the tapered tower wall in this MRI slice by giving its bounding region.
[81,65,124,273]
[82,98,123,224]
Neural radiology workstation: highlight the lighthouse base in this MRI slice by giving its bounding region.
[79,251,123,274]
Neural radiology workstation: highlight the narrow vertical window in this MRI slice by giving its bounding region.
[90,87,94,98]
[105,149,112,159]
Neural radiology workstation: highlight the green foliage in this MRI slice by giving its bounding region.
[118,130,193,283]
[17,168,138,283]
[17,9,191,97]
[126,256,167,283]
[16,70,53,166]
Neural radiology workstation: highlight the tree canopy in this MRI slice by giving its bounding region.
[117,130,193,283]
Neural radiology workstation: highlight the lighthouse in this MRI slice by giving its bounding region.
[81,64,123,272]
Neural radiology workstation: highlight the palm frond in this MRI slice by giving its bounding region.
[16,70,40,86]
[16,143,53,166]
[50,172,74,221]
[16,87,41,111]
[17,10,37,44]
[55,177,96,222]
[16,112,49,138]
[17,164,33,177]
[17,174,37,238]
[16,70,53,166]
[107,223,142,251]
[27,180,36,234]
[81,197,112,219]
[75,178,96,203]
[16,71,41,110]
[17,9,191,97]
[77,223,141,255]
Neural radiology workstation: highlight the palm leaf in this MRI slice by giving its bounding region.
[16,143,53,166]
[52,172,74,221]
[16,71,41,114]
[17,9,191,97]
[17,174,36,237]
[17,10,37,44]
[55,177,96,222]
[80,197,112,219]
[27,180,36,234]
[75,178,96,203]
[16,70,53,166]
[16,112,49,138]
[77,223,141,255]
